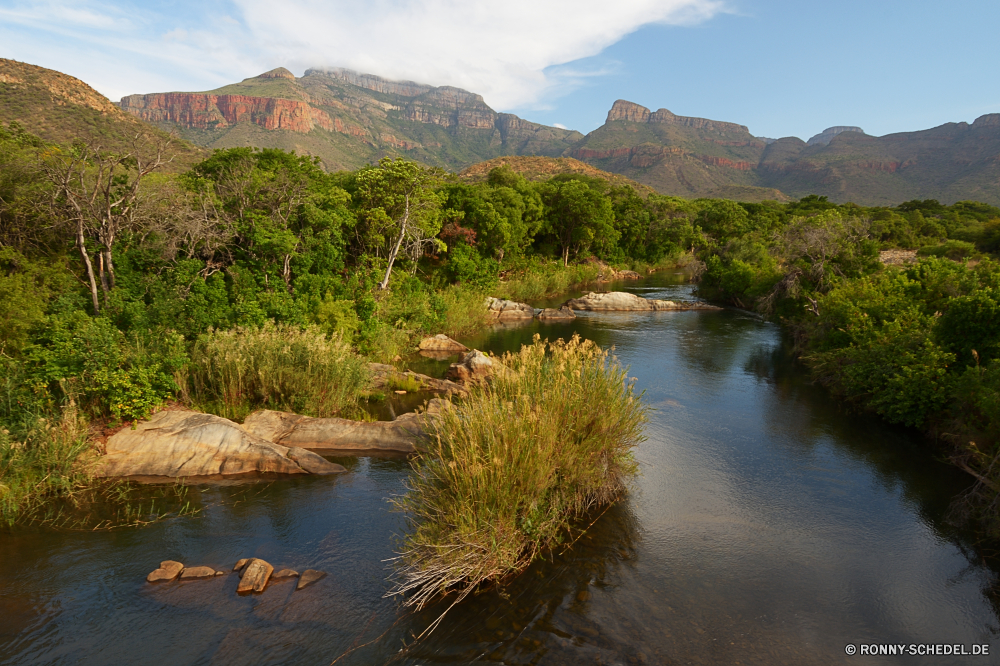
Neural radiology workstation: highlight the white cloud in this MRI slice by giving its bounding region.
[232,0,725,108]
[553,123,568,129]
[0,0,725,109]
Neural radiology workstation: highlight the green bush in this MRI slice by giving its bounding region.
[918,239,977,261]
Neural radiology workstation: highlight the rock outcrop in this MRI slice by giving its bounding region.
[94,410,347,479]
[242,404,445,453]
[537,307,576,321]
[486,297,535,320]
[418,334,468,352]
[368,363,467,396]
[446,350,494,384]
[564,292,723,312]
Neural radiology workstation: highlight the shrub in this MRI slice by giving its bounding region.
[389,335,647,632]
[918,239,977,261]
[184,322,369,421]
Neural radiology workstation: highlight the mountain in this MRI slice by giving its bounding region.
[566,100,1000,206]
[0,58,202,168]
[806,126,865,146]
[119,67,583,172]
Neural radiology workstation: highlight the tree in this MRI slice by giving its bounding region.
[41,132,172,312]
[541,178,616,266]
[354,158,444,290]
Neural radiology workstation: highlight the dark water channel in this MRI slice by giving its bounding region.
[2,273,999,665]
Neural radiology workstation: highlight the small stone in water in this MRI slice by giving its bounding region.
[180,566,219,579]
[296,569,326,590]
[237,558,273,594]
[272,569,299,579]
[394,390,407,394]
[233,558,249,572]
[146,560,184,583]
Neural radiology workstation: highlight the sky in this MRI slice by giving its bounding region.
[1,0,997,141]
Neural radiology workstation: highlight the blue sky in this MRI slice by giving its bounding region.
[1,0,997,141]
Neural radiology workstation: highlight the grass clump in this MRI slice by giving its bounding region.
[182,322,370,421]
[389,334,647,633]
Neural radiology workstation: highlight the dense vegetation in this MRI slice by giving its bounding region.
[2,116,999,537]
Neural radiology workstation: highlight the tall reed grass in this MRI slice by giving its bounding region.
[388,335,647,634]
[495,261,601,302]
[182,322,370,421]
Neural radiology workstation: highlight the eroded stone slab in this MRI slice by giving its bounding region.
[94,411,330,479]
[564,291,722,312]
[243,407,440,453]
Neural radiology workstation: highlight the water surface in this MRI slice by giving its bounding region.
[2,273,997,665]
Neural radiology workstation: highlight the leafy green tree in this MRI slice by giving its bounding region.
[354,158,444,290]
[540,178,617,266]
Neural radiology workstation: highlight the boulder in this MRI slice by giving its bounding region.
[537,306,576,321]
[272,569,299,580]
[564,292,722,312]
[179,566,220,579]
[368,364,467,397]
[94,410,347,479]
[237,558,273,594]
[485,297,535,320]
[446,350,494,384]
[243,405,443,453]
[146,560,184,583]
[296,569,327,590]
[417,334,468,352]
[233,558,249,572]
[286,447,345,474]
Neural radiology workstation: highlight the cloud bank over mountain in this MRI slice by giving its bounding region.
[0,0,725,108]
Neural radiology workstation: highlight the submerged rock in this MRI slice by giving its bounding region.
[179,566,220,579]
[272,569,299,580]
[296,569,326,590]
[146,560,184,583]
[485,297,534,320]
[564,291,722,312]
[237,558,273,594]
[243,406,442,453]
[94,410,347,479]
[446,350,494,384]
[417,334,468,352]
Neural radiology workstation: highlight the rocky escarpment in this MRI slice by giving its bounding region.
[119,93,336,133]
[605,100,752,135]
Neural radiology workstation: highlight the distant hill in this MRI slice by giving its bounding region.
[566,100,1000,206]
[119,67,583,172]
[458,156,657,196]
[0,58,203,169]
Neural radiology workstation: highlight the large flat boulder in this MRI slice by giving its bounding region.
[564,291,722,312]
[94,410,347,479]
[486,297,535,320]
[242,406,442,453]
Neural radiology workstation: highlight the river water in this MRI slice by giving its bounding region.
[1,273,997,665]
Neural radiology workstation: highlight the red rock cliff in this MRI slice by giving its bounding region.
[119,93,335,133]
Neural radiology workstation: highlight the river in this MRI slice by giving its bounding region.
[1,272,997,665]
